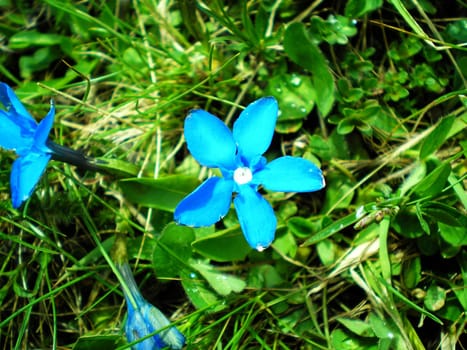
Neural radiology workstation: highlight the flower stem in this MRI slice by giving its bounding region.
[46,139,140,177]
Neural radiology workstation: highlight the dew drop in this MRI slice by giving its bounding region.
[290,75,302,87]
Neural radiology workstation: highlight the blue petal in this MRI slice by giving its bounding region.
[125,305,160,350]
[233,185,276,251]
[185,109,237,169]
[233,97,278,162]
[174,177,233,226]
[254,156,325,192]
[0,110,34,154]
[143,301,185,349]
[33,101,55,150]
[10,152,51,208]
[0,83,37,131]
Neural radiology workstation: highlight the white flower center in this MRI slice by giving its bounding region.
[233,167,253,185]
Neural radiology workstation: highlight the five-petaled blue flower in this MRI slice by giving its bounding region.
[0,82,55,208]
[118,262,185,350]
[175,97,325,251]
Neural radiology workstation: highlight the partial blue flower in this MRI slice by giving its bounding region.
[118,262,185,350]
[0,82,104,208]
[175,97,325,251]
[0,82,55,208]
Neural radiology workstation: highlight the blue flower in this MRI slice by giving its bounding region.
[0,82,55,208]
[174,97,325,251]
[118,262,185,350]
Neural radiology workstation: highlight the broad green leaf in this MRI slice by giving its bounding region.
[248,265,285,289]
[192,226,251,262]
[421,201,466,227]
[321,172,355,212]
[266,73,316,134]
[439,238,461,259]
[435,299,463,322]
[316,239,339,266]
[9,31,72,52]
[331,329,378,350]
[153,223,195,278]
[368,312,397,340]
[127,236,157,261]
[345,0,382,18]
[424,284,447,311]
[191,260,246,296]
[336,317,375,337]
[119,175,199,212]
[19,47,58,78]
[180,271,225,312]
[401,256,421,289]
[287,217,316,238]
[420,115,456,159]
[72,334,123,350]
[284,22,335,117]
[412,162,451,198]
[272,230,297,258]
[392,209,425,239]
[337,118,356,134]
[438,222,467,247]
[94,158,144,177]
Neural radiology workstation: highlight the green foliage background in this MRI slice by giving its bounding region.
[0,0,466,349]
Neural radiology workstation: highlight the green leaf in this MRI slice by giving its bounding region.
[72,334,123,350]
[316,239,339,266]
[368,312,397,340]
[93,157,140,177]
[438,221,467,247]
[127,236,157,261]
[424,284,447,311]
[421,201,466,227]
[153,223,195,278]
[331,329,378,350]
[337,118,356,134]
[180,271,225,311]
[248,264,285,289]
[420,115,456,159]
[19,47,58,78]
[415,202,430,234]
[401,256,421,289]
[336,317,375,337]
[309,15,358,45]
[284,22,335,117]
[287,217,316,238]
[191,260,246,296]
[392,209,425,239]
[272,230,297,257]
[9,31,72,51]
[344,0,383,18]
[266,73,316,134]
[321,172,355,212]
[191,226,251,262]
[412,162,451,198]
[119,175,199,212]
